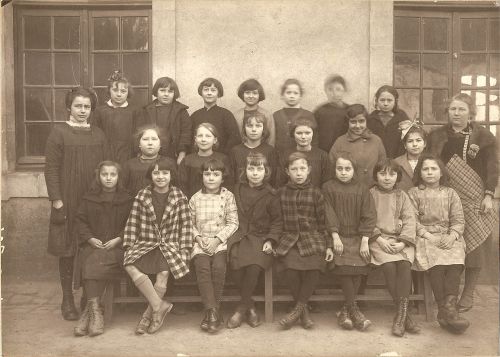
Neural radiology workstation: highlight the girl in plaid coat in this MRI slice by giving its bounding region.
[275,152,334,330]
[123,160,193,335]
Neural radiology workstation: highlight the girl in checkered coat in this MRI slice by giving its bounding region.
[123,160,193,335]
[275,152,334,330]
[189,158,239,334]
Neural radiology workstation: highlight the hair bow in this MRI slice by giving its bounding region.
[399,115,423,140]
[108,70,124,82]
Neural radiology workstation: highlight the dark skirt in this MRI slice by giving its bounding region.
[229,237,273,270]
[330,264,370,276]
[81,246,124,281]
[133,247,170,274]
[465,237,488,268]
[277,246,326,272]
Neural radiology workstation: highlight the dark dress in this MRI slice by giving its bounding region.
[190,105,242,154]
[74,189,133,288]
[277,147,332,188]
[313,101,349,152]
[228,183,282,270]
[273,108,318,154]
[229,143,278,186]
[91,103,140,164]
[367,108,410,158]
[44,123,107,257]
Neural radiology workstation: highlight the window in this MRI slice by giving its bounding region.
[15,7,151,165]
[394,9,499,134]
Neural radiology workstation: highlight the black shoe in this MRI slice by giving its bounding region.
[300,307,314,329]
[200,310,209,331]
[246,308,261,328]
[207,308,222,334]
[227,309,245,329]
[279,303,305,330]
[61,294,79,321]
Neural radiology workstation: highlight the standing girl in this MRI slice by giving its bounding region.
[190,159,239,334]
[138,77,191,164]
[234,78,275,146]
[394,124,427,192]
[227,153,282,328]
[190,78,241,154]
[178,123,233,198]
[330,104,386,188]
[314,74,349,152]
[45,87,107,320]
[276,152,333,330]
[91,70,140,165]
[367,85,411,158]
[273,78,318,154]
[74,161,133,337]
[369,159,419,337]
[322,152,377,331]
[229,113,278,187]
[408,154,468,334]
[123,161,193,334]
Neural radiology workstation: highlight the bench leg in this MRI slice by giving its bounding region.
[103,283,114,324]
[415,272,426,315]
[265,268,273,323]
[423,272,434,322]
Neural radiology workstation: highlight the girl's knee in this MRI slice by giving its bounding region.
[156,270,169,284]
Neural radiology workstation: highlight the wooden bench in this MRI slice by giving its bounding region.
[103,268,434,324]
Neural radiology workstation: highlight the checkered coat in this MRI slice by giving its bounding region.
[123,185,193,279]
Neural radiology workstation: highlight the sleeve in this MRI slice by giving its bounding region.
[228,148,240,185]
[322,184,339,235]
[75,200,94,244]
[358,187,377,237]
[315,189,332,248]
[44,129,64,201]
[321,151,333,184]
[215,192,239,243]
[121,160,131,194]
[264,109,276,147]
[177,109,192,154]
[177,196,194,252]
[268,147,279,188]
[407,188,429,237]
[117,199,134,239]
[265,194,283,244]
[448,189,465,237]
[177,159,188,196]
[329,139,340,165]
[222,154,235,192]
[378,138,387,162]
[123,199,141,250]
[398,191,417,246]
[276,151,289,187]
[189,196,201,238]
[90,107,102,128]
[483,139,499,195]
[223,110,242,153]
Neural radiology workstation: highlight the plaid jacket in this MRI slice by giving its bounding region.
[123,185,193,279]
[275,182,331,257]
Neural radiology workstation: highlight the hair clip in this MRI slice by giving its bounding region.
[108,70,123,82]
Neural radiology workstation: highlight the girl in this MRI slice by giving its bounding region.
[276,152,333,330]
[190,78,242,154]
[227,153,282,329]
[91,70,140,165]
[138,77,191,164]
[273,79,318,154]
[408,154,468,334]
[233,78,275,146]
[73,161,133,337]
[369,159,419,337]
[189,159,238,333]
[367,85,412,158]
[313,74,349,153]
[123,160,193,335]
[322,152,376,331]
[394,124,427,192]
[45,87,107,321]
[178,123,233,198]
[277,118,331,187]
[229,113,278,187]
[330,104,386,188]
[121,125,177,197]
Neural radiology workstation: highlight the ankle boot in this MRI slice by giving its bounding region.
[200,310,210,331]
[246,308,261,328]
[207,307,222,334]
[348,301,371,331]
[74,303,90,336]
[279,302,305,330]
[61,294,79,321]
[392,297,408,337]
[436,300,449,329]
[336,304,353,330]
[300,306,314,329]
[87,297,104,337]
[405,310,421,334]
[443,295,470,334]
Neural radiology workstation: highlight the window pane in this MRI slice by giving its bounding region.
[123,53,148,86]
[54,53,81,85]
[394,53,420,87]
[394,17,419,51]
[128,88,148,108]
[461,90,487,121]
[122,17,149,50]
[490,54,499,87]
[94,87,109,108]
[25,52,52,85]
[423,18,448,51]
[93,18,119,50]
[397,89,420,121]
[423,54,448,87]
[26,123,51,156]
[489,90,499,122]
[54,17,80,50]
[490,19,500,51]
[423,89,448,124]
[461,18,487,51]
[460,54,487,88]
[25,16,50,49]
[93,54,120,86]
[25,88,52,122]
[55,89,71,121]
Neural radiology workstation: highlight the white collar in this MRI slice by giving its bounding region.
[107,99,129,108]
[66,116,90,128]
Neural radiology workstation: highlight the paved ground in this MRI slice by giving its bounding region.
[1,278,498,357]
